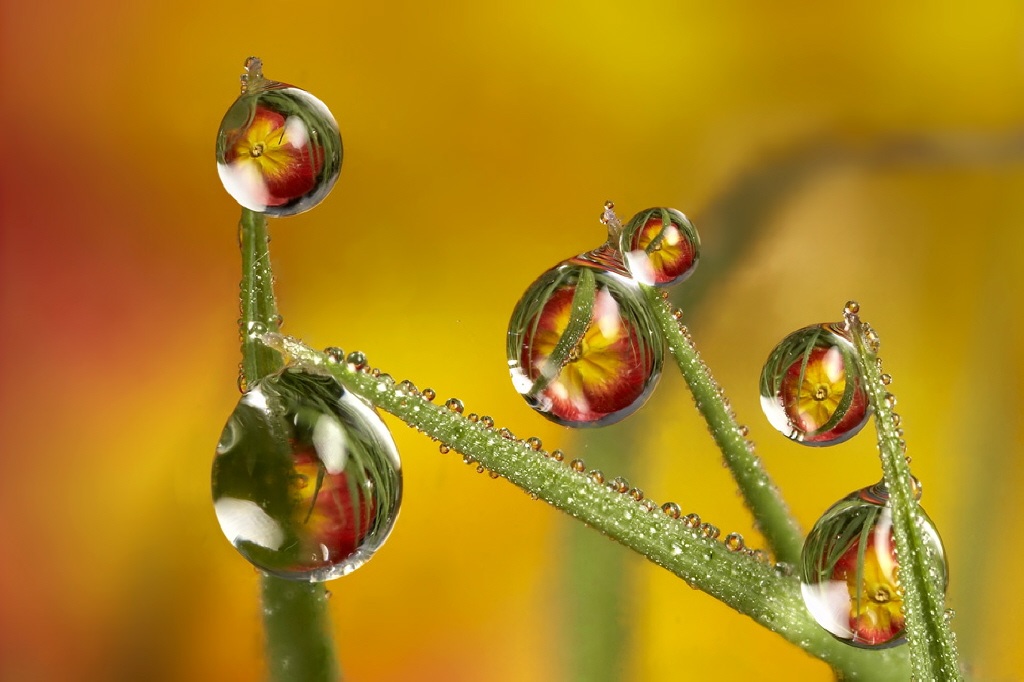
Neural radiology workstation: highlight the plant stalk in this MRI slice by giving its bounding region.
[640,285,805,566]
[848,308,962,681]
[263,333,910,680]
[238,208,340,682]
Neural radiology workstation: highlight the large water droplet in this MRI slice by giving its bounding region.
[619,207,700,287]
[507,249,663,427]
[800,482,947,649]
[216,60,342,216]
[760,323,871,446]
[212,367,402,581]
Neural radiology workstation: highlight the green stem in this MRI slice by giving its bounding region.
[262,334,910,680]
[530,267,595,395]
[640,285,805,566]
[849,309,963,681]
[240,209,284,389]
[261,581,339,682]
[238,208,340,682]
[561,429,636,682]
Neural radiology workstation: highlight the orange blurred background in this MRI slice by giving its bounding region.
[2,1,1023,680]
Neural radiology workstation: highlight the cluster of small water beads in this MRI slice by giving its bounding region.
[328,345,776,561]
[759,301,948,648]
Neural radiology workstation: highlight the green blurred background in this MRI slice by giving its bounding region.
[2,1,1022,680]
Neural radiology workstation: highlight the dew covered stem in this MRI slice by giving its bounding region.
[266,334,911,680]
[640,285,804,566]
[847,308,963,681]
[237,207,340,682]
[239,208,284,385]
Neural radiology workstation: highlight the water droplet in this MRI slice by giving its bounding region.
[608,477,629,493]
[884,393,897,409]
[891,413,902,427]
[480,415,494,428]
[346,351,367,370]
[661,502,681,519]
[216,62,343,216]
[475,465,485,474]
[462,454,475,465]
[760,323,871,446]
[640,499,657,513]
[569,459,585,473]
[588,470,605,484]
[752,549,769,563]
[324,589,332,599]
[943,608,955,623]
[628,488,644,502]
[550,449,564,462]
[800,483,947,648]
[444,398,464,414]
[864,326,881,353]
[212,367,402,581]
[245,321,268,340]
[421,388,436,402]
[725,533,744,551]
[700,523,720,539]
[619,207,700,287]
[844,301,860,315]
[738,424,750,437]
[880,373,892,385]
[438,444,450,454]
[467,413,479,423]
[498,427,515,440]
[488,470,500,479]
[507,251,663,427]
[671,308,684,321]
[525,437,543,451]
[909,475,923,501]
[683,513,701,529]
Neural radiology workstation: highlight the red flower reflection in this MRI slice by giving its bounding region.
[223,106,323,207]
[780,345,868,443]
[522,284,651,424]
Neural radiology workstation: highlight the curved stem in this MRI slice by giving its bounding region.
[848,309,963,681]
[238,208,340,682]
[262,333,909,679]
[640,285,805,566]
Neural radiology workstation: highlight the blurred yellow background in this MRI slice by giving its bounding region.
[2,1,1022,680]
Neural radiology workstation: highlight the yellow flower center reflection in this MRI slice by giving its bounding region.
[231,109,307,184]
[792,346,846,431]
[843,529,904,645]
[529,285,644,421]
[637,218,683,268]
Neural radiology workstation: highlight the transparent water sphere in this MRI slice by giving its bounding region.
[507,246,663,427]
[619,207,700,287]
[760,323,871,445]
[212,367,401,581]
[215,60,342,216]
[800,482,947,648]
